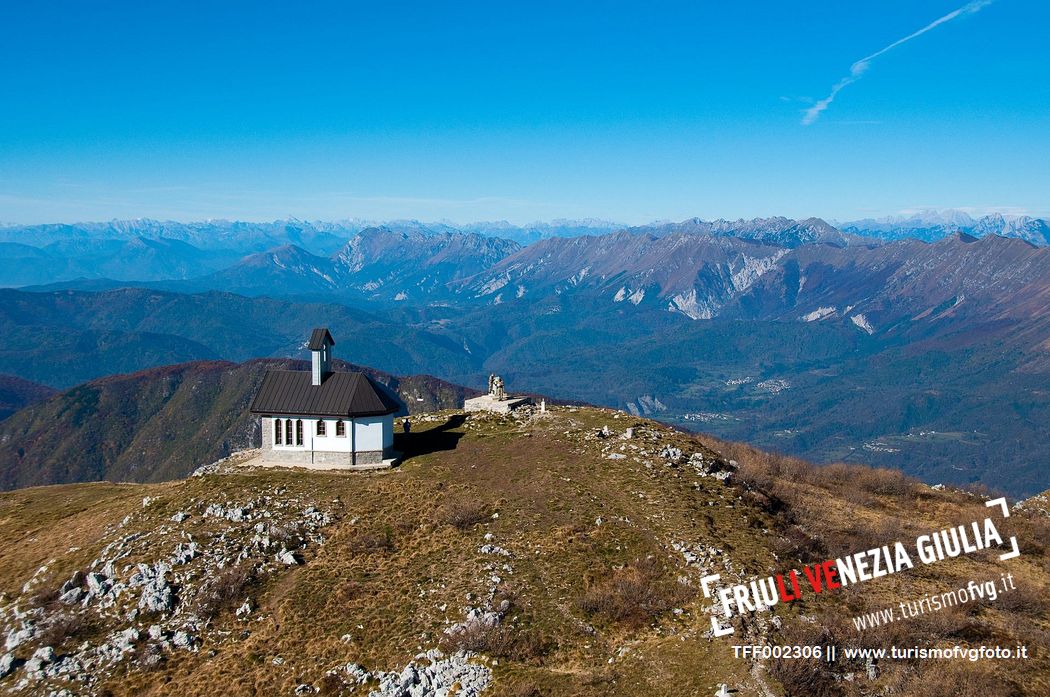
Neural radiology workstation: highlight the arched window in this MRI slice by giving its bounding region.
[285,419,293,446]
[274,418,282,445]
[336,420,346,437]
[296,419,303,446]
[317,419,326,436]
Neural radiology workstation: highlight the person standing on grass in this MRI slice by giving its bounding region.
[403,417,411,434]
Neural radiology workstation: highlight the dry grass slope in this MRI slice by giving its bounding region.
[0,406,1046,696]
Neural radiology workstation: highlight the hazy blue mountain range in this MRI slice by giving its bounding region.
[0,218,614,287]
[1,215,1048,495]
[839,210,1050,245]
[2,212,1047,289]
[626,216,864,247]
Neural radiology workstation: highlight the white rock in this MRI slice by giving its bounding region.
[173,631,196,650]
[6,627,34,650]
[24,656,45,677]
[171,541,199,565]
[399,664,418,690]
[86,572,108,595]
[660,445,683,462]
[60,587,83,604]
[33,646,55,663]
[0,652,13,678]
[60,571,84,594]
[114,628,139,652]
[344,662,371,684]
[138,576,173,613]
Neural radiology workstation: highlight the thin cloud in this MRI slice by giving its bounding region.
[803,0,994,125]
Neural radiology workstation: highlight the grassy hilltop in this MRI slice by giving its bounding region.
[0,406,1046,696]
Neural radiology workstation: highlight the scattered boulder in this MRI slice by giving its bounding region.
[5,626,34,651]
[660,445,683,462]
[0,485,335,691]
[60,571,84,595]
[369,650,491,697]
[342,662,371,684]
[85,572,109,596]
[33,646,56,663]
[60,587,83,605]
[172,631,196,651]
[113,628,139,652]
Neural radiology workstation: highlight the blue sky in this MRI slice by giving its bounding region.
[1,1,1047,224]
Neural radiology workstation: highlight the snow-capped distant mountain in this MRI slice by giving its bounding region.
[840,210,1050,246]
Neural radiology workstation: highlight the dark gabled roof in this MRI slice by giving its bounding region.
[250,370,400,417]
[308,328,335,350]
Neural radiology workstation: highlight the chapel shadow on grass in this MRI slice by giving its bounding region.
[394,413,467,459]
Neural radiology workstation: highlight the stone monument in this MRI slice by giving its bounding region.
[465,374,532,414]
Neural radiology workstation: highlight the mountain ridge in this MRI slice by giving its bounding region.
[0,358,476,490]
[840,210,1050,246]
[0,374,56,421]
[4,214,1047,290]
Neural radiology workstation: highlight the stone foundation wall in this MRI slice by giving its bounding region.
[259,447,385,468]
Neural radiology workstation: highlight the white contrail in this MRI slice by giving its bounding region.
[802,0,994,125]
